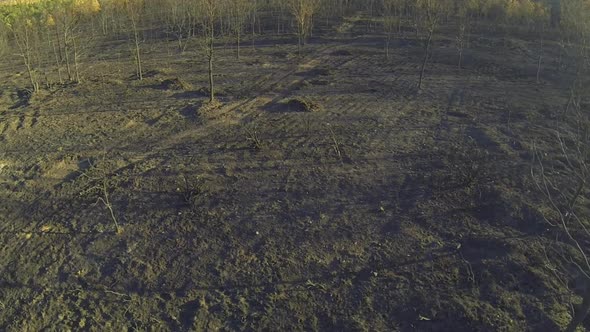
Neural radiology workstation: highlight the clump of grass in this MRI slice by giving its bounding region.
[178,174,202,211]
[197,99,223,117]
[327,123,343,160]
[245,124,264,150]
[287,96,323,113]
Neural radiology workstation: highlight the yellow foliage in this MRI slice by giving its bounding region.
[46,14,55,26]
[0,0,41,5]
[73,0,101,15]
[506,0,547,22]
[40,225,52,232]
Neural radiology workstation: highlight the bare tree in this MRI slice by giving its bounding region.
[46,0,101,83]
[415,0,442,90]
[534,21,547,84]
[364,0,377,32]
[80,153,123,235]
[0,0,42,92]
[505,0,550,83]
[123,0,144,80]
[532,3,590,330]
[532,101,590,332]
[0,19,7,57]
[270,0,288,35]
[249,0,260,44]
[560,0,590,84]
[288,0,319,55]
[456,0,471,69]
[382,0,402,59]
[47,1,73,82]
[200,0,218,103]
[229,0,254,59]
[162,0,193,53]
[96,0,127,36]
[42,14,65,85]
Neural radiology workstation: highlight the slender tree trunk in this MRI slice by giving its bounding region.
[219,14,224,38]
[101,15,107,35]
[134,32,142,80]
[237,31,240,59]
[536,55,542,84]
[257,11,261,35]
[208,54,214,102]
[386,33,391,59]
[298,31,302,56]
[54,24,64,73]
[73,34,80,83]
[418,29,433,90]
[558,42,563,70]
[63,28,72,81]
[208,21,214,102]
[131,16,142,80]
[25,58,38,92]
[14,27,39,92]
[251,11,256,47]
[49,30,63,84]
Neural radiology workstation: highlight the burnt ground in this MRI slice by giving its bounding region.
[0,14,582,331]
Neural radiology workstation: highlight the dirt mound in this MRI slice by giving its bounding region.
[197,99,224,119]
[159,78,192,91]
[286,97,323,112]
[308,79,330,86]
[309,67,332,77]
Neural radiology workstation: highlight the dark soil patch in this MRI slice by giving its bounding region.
[330,49,353,56]
[11,88,33,109]
[285,97,323,112]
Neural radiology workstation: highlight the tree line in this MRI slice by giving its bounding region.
[0,0,579,98]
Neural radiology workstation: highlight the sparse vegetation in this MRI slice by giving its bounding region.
[244,123,263,150]
[79,154,123,234]
[327,123,343,160]
[532,104,590,332]
[531,2,590,331]
[178,174,202,211]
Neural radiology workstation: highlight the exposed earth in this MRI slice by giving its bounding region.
[0,13,582,331]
